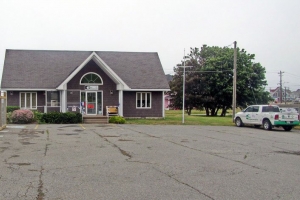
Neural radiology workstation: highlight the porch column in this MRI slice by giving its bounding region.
[162,91,165,118]
[118,90,123,116]
[44,90,47,113]
[61,90,67,112]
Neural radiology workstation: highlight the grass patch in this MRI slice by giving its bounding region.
[125,110,235,126]
[125,110,300,130]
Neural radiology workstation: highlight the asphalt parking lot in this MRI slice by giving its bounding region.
[0,124,300,200]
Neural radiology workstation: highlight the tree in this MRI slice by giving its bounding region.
[168,47,206,115]
[169,45,271,116]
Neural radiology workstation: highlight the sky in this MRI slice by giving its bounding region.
[0,0,299,91]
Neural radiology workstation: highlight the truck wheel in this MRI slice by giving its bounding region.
[235,117,244,127]
[283,126,293,131]
[263,119,272,130]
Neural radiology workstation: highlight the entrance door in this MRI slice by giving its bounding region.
[86,92,96,115]
[81,91,102,115]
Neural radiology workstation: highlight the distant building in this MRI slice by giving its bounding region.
[270,87,293,102]
[164,74,173,109]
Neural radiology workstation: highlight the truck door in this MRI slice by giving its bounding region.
[242,106,259,124]
[241,106,253,124]
[250,106,260,123]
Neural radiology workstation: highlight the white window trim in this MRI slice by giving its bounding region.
[20,92,37,109]
[80,72,103,85]
[136,92,152,109]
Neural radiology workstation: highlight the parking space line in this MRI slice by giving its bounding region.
[34,124,39,129]
[79,124,86,129]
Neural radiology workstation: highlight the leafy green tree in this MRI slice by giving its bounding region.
[169,45,271,116]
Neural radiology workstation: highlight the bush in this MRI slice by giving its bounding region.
[32,110,44,123]
[41,112,82,124]
[109,116,126,124]
[7,106,20,113]
[11,109,34,124]
[6,112,12,124]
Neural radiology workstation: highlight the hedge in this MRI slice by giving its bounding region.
[7,106,20,113]
[40,112,82,124]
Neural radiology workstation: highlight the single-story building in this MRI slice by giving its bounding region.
[1,50,170,118]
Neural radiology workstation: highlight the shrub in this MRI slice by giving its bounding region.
[32,110,44,123]
[6,112,12,124]
[41,112,82,124]
[7,106,20,113]
[11,109,34,124]
[109,116,126,124]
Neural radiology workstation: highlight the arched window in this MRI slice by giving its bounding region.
[80,73,103,85]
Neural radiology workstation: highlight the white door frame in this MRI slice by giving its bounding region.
[81,91,103,115]
[86,91,97,115]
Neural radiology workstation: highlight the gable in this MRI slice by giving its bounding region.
[67,59,117,90]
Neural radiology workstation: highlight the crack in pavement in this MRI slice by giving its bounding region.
[209,129,300,147]
[37,130,49,200]
[153,167,215,200]
[36,166,44,200]
[44,144,50,156]
[274,150,300,156]
[127,160,156,165]
[45,163,107,171]
[122,126,277,174]
[93,131,132,159]
[119,127,161,138]
[201,135,250,146]
[92,129,211,197]
[167,140,276,174]
[46,130,49,141]
[22,182,34,199]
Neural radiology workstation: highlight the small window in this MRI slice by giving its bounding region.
[262,106,279,112]
[244,107,253,112]
[20,92,37,109]
[47,91,60,106]
[136,92,151,108]
[80,73,103,85]
[252,106,259,112]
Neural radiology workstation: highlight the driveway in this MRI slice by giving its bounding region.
[0,124,300,200]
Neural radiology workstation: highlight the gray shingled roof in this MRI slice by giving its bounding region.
[1,50,170,90]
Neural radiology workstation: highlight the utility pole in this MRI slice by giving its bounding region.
[279,71,284,103]
[284,87,287,104]
[179,49,192,124]
[232,41,237,122]
[182,49,187,124]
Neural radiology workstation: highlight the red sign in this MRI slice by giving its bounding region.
[87,104,94,109]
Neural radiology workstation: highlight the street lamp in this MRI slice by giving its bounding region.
[178,49,192,124]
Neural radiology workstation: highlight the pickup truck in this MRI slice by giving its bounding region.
[234,105,299,131]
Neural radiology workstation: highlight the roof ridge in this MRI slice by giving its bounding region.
[6,49,158,54]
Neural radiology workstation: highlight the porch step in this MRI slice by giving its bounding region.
[83,116,108,124]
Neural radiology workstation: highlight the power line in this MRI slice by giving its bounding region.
[224,42,234,48]
[184,70,232,73]
[285,72,300,79]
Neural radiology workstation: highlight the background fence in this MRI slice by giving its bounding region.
[0,92,7,130]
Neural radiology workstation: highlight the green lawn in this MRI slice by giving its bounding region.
[125,110,300,130]
[125,110,235,126]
